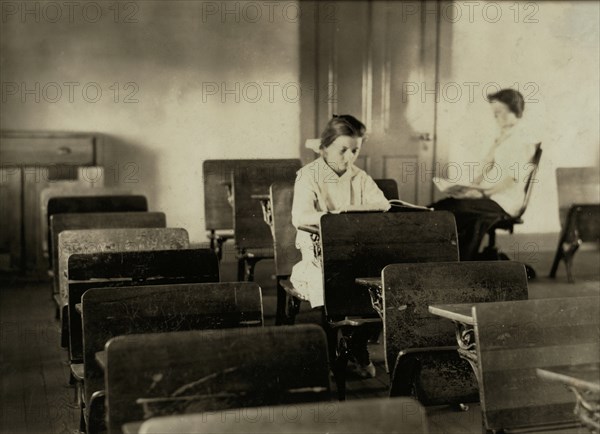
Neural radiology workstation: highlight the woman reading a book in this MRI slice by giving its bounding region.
[430,89,539,261]
[290,114,389,378]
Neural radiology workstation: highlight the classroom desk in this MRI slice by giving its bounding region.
[219,180,233,202]
[298,224,319,235]
[537,364,600,432]
[298,225,321,260]
[96,350,107,371]
[206,180,235,260]
[429,303,478,381]
[206,229,234,261]
[251,193,274,233]
[355,277,383,318]
[121,397,427,434]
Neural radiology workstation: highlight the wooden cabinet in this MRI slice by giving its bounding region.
[0,131,100,275]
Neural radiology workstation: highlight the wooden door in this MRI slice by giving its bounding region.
[303,0,439,205]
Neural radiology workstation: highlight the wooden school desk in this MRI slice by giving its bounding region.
[123,397,427,434]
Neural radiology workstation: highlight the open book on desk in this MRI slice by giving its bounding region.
[332,200,433,213]
[388,199,433,212]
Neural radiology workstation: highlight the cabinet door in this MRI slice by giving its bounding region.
[0,132,98,274]
[0,167,22,271]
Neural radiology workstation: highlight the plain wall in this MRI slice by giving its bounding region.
[1,1,301,242]
[2,1,598,241]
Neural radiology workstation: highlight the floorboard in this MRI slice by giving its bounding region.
[1,245,598,434]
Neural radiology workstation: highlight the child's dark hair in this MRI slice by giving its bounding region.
[320,114,366,149]
[487,89,525,118]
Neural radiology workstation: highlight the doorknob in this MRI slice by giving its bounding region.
[419,133,433,141]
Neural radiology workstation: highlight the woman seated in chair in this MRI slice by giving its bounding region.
[430,89,540,261]
[290,114,389,378]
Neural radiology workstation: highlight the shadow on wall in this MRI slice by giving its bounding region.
[100,134,159,210]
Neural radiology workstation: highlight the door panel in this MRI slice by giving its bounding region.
[383,155,418,201]
[305,0,439,205]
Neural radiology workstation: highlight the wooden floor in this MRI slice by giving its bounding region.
[1,247,598,434]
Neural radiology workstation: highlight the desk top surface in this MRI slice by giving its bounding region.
[298,225,319,235]
[250,194,270,201]
[537,364,600,393]
[428,303,475,325]
[127,397,426,434]
[355,277,382,290]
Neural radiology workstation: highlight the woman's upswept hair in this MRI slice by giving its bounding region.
[320,114,366,149]
[487,89,525,118]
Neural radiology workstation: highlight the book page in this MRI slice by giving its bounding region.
[388,199,433,211]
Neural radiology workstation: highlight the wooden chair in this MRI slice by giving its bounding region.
[473,296,599,433]
[319,211,459,399]
[128,397,427,434]
[383,262,528,406]
[56,227,189,347]
[104,324,329,434]
[480,143,542,279]
[67,248,219,364]
[46,194,148,268]
[231,159,301,281]
[50,211,166,309]
[550,167,600,282]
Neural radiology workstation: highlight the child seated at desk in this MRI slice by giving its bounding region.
[290,114,390,378]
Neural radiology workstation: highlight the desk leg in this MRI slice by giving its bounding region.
[454,322,479,385]
[246,258,259,282]
[215,237,226,262]
[237,255,260,282]
[327,328,349,402]
[237,256,246,281]
[209,230,216,251]
[275,278,287,325]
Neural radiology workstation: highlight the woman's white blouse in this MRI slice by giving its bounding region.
[485,123,539,216]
